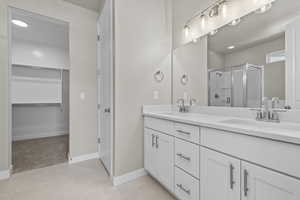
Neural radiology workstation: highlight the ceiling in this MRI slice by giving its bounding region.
[12,8,69,49]
[208,0,300,54]
[63,0,104,12]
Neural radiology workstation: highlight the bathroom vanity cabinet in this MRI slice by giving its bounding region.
[144,116,300,200]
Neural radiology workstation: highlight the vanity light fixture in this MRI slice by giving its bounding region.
[227,45,235,50]
[183,0,227,40]
[12,19,28,28]
[229,18,241,26]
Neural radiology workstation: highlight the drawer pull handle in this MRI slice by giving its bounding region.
[244,169,249,197]
[176,184,191,195]
[230,164,235,189]
[176,130,191,135]
[176,153,191,161]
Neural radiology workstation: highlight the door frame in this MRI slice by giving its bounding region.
[7,7,71,173]
[96,0,115,178]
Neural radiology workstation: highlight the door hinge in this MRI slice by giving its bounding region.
[97,138,101,144]
[97,104,101,110]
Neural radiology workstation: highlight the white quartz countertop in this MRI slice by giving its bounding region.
[143,111,300,145]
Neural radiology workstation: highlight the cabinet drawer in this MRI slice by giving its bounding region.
[144,117,174,136]
[175,138,199,178]
[175,167,199,200]
[201,128,300,179]
[174,123,200,144]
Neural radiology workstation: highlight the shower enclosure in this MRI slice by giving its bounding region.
[208,63,264,108]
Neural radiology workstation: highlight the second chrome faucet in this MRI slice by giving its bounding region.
[251,97,288,123]
[177,97,196,113]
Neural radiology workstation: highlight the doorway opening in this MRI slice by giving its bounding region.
[9,8,70,173]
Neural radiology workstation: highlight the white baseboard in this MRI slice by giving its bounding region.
[69,152,99,164]
[13,131,68,141]
[0,170,10,180]
[113,168,147,186]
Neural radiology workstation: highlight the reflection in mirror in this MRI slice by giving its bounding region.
[206,0,300,108]
[172,0,300,109]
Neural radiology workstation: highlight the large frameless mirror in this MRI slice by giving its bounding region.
[172,0,300,108]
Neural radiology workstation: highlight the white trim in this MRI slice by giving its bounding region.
[68,152,99,164]
[12,131,68,141]
[0,170,10,180]
[113,168,147,186]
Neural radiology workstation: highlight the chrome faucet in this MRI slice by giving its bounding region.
[177,97,196,113]
[251,97,287,123]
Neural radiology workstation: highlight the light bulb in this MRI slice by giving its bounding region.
[257,3,272,13]
[221,3,228,18]
[227,45,235,50]
[12,19,28,28]
[210,29,218,36]
[184,25,190,37]
[229,18,241,26]
[201,15,206,29]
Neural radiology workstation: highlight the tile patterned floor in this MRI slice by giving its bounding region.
[0,159,175,200]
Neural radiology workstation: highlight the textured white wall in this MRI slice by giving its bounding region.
[114,0,172,176]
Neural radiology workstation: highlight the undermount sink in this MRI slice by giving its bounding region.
[220,119,300,132]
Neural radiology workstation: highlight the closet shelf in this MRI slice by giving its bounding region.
[12,102,61,105]
[12,76,62,83]
[12,63,69,71]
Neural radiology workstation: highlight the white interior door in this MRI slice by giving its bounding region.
[97,0,113,176]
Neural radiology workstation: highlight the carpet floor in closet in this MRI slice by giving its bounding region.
[12,135,69,173]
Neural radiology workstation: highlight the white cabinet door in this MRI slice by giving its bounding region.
[144,128,157,178]
[241,162,300,200]
[201,147,240,200]
[156,131,174,193]
[286,18,300,109]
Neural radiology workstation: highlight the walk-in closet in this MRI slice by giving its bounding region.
[10,8,70,173]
